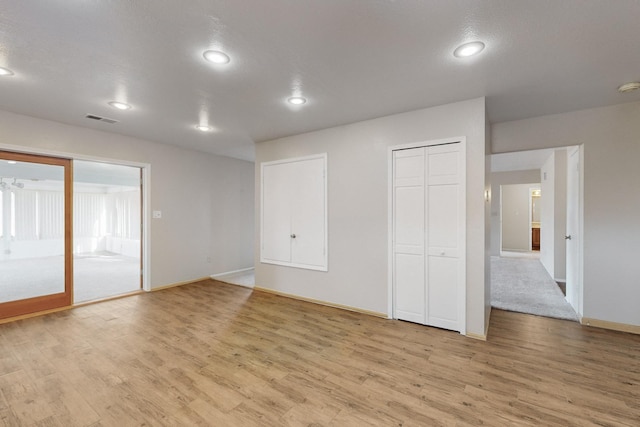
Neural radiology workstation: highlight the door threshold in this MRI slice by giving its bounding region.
[0,290,144,325]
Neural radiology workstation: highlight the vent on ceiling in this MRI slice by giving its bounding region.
[85,114,118,124]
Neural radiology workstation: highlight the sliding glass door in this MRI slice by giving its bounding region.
[0,151,72,319]
[73,160,142,303]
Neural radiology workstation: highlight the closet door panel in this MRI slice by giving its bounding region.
[261,162,293,264]
[425,143,463,331]
[392,148,426,323]
[394,253,426,323]
[427,256,459,330]
[290,158,326,268]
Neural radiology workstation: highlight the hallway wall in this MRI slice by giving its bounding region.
[492,100,640,327]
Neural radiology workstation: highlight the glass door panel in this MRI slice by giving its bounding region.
[73,160,142,303]
[0,151,72,319]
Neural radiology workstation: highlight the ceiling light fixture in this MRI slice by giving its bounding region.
[203,50,231,64]
[195,125,212,132]
[7,160,17,164]
[108,101,132,110]
[0,67,14,76]
[617,82,640,93]
[287,96,307,105]
[453,41,486,58]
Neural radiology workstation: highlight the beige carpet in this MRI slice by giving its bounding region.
[491,256,578,321]
[0,252,141,304]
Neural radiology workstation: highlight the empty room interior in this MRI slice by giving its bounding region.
[0,1,638,425]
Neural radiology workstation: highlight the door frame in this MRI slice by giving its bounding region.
[0,143,151,293]
[0,150,73,318]
[387,136,467,334]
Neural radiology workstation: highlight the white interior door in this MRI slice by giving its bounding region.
[566,148,582,316]
[425,144,464,331]
[392,148,426,324]
[392,142,465,332]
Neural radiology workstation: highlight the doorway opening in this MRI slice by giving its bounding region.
[73,160,142,303]
[490,146,582,321]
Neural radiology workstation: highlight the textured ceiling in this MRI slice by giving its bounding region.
[0,0,639,161]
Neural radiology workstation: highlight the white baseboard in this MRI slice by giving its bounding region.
[211,267,255,288]
[581,317,640,335]
[254,286,387,318]
[211,267,254,279]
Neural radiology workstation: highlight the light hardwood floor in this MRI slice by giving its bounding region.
[1,279,638,426]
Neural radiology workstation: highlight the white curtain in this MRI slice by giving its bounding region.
[106,190,141,239]
[37,191,65,239]
[74,193,106,238]
[14,190,38,240]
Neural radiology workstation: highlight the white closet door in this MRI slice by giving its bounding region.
[392,142,464,333]
[291,157,326,268]
[425,143,463,331]
[261,154,328,271]
[262,161,293,264]
[393,148,426,324]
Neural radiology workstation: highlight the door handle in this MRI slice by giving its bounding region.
[565,235,572,240]
[290,234,296,239]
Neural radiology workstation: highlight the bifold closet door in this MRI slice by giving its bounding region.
[425,143,463,331]
[393,143,464,332]
[392,148,427,324]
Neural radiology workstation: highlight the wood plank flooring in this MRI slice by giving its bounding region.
[1,279,638,426]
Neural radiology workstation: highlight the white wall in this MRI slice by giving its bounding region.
[540,154,555,275]
[0,109,255,288]
[492,100,640,327]
[489,170,540,255]
[501,184,534,251]
[255,97,487,336]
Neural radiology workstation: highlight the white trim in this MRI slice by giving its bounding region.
[211,268,254,289]
[387,136,467,334]
[0,143,152,293]
[141,165,151,292]
[260,153,328,272]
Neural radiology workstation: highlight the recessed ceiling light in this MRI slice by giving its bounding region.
[108,101,132,110]
[195,125,212,132]
[0,67,14,76]
[617,82,640,93]
[287,96,307,105]
[203,50,231,64]
[453,41,486,58]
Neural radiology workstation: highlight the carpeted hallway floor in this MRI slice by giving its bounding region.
[491,255,578,321]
